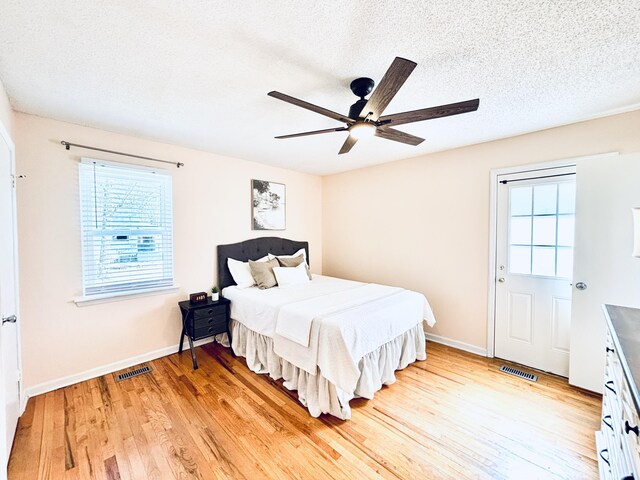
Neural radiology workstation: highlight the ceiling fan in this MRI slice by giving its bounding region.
[268,57,479,155]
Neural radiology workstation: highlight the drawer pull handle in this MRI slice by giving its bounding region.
[599,448,610,467]
[625,420,639,436]
[604,380,616,395]
[602,415,614,430]
[606,346,615,353]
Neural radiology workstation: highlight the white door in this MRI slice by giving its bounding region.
[570,153,640,392]
[0,126,20,475]
[495,166,576,376]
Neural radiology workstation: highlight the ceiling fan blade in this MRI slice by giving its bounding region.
[275,127,348,139]
[360,57,417,121]
[378,99,480,127]
[268,91,355,124]
[338,135,358,155]
[375,127,425,146]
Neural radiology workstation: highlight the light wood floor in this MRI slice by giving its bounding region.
[8,341,601,480]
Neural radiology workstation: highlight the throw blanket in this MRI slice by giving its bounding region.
[274,284,403,347]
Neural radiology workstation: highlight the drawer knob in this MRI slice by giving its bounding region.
[604,380,616,395]
[625,420,639,436]
[606,346,614,353]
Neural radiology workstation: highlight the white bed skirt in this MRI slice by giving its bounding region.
[227,319,426,420]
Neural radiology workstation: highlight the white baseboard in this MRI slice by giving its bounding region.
[22,338,213,406]
[425,332,487,357]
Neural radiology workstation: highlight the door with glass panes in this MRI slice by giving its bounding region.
[494,166,575,376]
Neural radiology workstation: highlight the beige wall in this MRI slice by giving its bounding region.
[0,78,13,138]
[15,113,322,390]
[322,110,640,351]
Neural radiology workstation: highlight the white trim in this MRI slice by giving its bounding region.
[74,284,180,306]
[0,126,22,397]
[425,333,487,357]
[23,338,214,400]
[486,151,619,358]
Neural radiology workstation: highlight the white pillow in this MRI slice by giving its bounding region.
[268,248,307,263]
[228,256,268,288]
[273,264,311,287]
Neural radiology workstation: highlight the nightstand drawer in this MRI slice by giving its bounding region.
[194,305,226,319]
[192,313,227,329]
[193,319,227,339]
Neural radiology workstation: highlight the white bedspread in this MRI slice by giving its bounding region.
[223,275,436,393]
[222,275,362,337]
[275,283,404,347]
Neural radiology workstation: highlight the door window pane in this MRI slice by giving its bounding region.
[533,184,558,215]
[532,216,557,246]
[510,246,531,274]
[557,247,574,278]
[510,216,532,245]
[558,183,576,214]
[510,186,532,215]
[532,247,556,276]
[557,215,575,247]
[507,178,575,278]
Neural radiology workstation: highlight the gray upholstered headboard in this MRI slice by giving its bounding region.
[217,237,309,290]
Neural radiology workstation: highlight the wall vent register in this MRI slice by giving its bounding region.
[115,365,152,382]
[499,365,538,382]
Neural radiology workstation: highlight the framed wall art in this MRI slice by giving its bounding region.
[251,179,286,230]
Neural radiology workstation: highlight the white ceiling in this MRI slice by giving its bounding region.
[1,1,639,175]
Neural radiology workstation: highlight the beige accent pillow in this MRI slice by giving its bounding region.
[249,258,279,289]
[276,254,312,280]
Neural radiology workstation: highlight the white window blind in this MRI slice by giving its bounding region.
[79,159,174,296]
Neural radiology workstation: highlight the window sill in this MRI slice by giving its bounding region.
[74,284,180,307]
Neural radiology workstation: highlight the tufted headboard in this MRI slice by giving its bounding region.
[217,237,309,290]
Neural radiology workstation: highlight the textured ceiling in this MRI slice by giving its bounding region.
[1,1,639,175]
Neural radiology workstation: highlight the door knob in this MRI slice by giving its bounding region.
[575,282,587,290]
[2,315,17,325]
[497,277,506,283]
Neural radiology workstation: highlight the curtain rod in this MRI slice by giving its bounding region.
[60,141,184,168]
[499,172,575,184]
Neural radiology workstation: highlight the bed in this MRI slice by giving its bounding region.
[217,237,436,420]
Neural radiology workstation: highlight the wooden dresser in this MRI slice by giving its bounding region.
[598,305,640,479]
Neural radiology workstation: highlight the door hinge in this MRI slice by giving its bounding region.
[10,174,26,188]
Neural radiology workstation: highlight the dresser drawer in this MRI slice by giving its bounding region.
[621,390,640,477]
[194,304,226,319]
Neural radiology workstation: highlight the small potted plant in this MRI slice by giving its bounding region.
[211,286,219,302]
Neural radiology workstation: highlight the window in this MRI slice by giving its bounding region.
[508,181,575,278]
[79,159,174,297]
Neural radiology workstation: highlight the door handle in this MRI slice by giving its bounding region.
[575,282,587,290]
[2,315,17,325]
[497,277,505,283]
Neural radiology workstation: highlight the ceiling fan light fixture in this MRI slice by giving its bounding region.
[349,122,376,140]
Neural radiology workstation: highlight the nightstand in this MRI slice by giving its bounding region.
[178,297,232,369]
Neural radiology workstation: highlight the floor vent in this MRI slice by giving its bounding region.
[115,365,152,382]
[499,365,537,382]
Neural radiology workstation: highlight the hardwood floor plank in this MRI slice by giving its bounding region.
[9,341,601,479]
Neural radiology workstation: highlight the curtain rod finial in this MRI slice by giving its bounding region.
[177,162,184,168]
